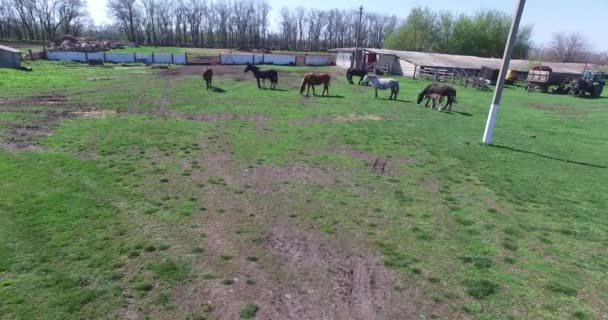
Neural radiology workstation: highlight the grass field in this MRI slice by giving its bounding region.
[0,61,607,320]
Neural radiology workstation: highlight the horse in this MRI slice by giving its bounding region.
[427,93,444,110]
[362,75,399,100]
[300,73,331,96]
[244,63,278,89]
[203,68,213,90]
[346,68,368,85]
[417,83,457,111]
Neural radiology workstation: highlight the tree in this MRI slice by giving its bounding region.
[107,0,140,43]
[547,32,589,63]
[384,6,437,52]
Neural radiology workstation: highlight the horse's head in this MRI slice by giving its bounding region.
[417,88,428,104]
[244,64,254,73]
[362,75,369,85]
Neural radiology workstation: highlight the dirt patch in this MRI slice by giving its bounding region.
[70,109,117,118]
[291,114,384,124]
[0,95,69,107]
[263,225,417,320]
[334,114,384,121]
[124,107,270,123]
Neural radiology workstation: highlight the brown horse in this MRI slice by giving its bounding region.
[203,68,213,90]
[300,73,331,96]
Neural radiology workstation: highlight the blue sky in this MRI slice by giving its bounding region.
[87,0,608,51]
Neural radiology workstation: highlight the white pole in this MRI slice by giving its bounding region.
[482,0,526,145]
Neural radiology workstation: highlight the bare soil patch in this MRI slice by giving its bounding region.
[291,114,384,124]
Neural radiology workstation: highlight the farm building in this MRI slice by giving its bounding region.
[330,47,604,80]
[0,45,22,69]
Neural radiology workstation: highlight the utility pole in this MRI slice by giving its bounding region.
[482,0,526,145]
[353,5,363,69]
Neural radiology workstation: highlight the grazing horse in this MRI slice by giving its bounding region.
[300,73,331,96]
[417,83,457,111]
[362,75,399,100]
[244,63,278,89]
[202,68,213,90]
[427,93,444,110]
[346,68,368,85]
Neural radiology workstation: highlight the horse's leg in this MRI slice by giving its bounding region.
[312,85,316,96]
[256,77,261,89]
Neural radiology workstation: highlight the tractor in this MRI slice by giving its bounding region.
[573,70,605,98]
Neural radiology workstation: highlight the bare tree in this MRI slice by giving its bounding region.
[107,0,139,43]
[548,32,590,63]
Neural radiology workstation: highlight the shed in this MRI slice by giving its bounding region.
[0,45,22,69]
[330,47,604,79]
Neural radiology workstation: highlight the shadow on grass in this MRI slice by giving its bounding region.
[491,144,607,169]
[316,95,345,99]
[450,111,473,116]
[212,87,226,93]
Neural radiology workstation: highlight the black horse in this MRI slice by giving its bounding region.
[244,63,278,89]
[346,68,368,85]
[417,83,458,111]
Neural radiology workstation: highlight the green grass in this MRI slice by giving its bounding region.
[239,303,259,319]
[1,60,607,319]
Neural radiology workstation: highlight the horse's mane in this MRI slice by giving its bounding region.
[300,74,309,94]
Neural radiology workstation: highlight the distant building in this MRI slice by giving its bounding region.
[330,47,603,78]
[0,45,22,69]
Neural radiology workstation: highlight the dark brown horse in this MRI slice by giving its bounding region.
[244,64,278,89]
[346,68,367,85]
[417,83,457,111]
[300,73,331,96]
[203,68,213,90]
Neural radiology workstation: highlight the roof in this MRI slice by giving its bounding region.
[330,47,604,74]
[0,44,21,53]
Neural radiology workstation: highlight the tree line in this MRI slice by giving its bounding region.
[0,0,399,51]
[0,0,88,42]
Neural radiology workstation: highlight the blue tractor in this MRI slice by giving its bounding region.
[573,70,605,98]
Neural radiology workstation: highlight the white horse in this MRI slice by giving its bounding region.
[362,75,400,100]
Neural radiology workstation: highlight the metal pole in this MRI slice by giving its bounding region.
[482,0,526,145]
[353,5,363,69]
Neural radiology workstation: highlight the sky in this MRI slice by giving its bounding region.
[87,0,608,51]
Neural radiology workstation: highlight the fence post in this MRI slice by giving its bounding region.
[185,53,188,65]
[152,52,155,64]
[84,51,88,63]
[133,52,136,63]
[103,52,106,63]
[262,54,265,64]
[219,53,222,64]
[252,53,255,64]
[413,64,417,80]
[171,53,174,64]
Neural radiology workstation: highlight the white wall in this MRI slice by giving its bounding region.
[47,51,87,62]
[336,52,352,69]
[399,59,416,77]
[220,54,253,64]
[46,51,187,64]
[220,54,304,65]
[306,55,333,66]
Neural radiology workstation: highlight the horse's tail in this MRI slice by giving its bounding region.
[300,75,308,94]
[274,71,278,84]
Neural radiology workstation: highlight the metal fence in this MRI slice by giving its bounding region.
[46,51,187,64]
